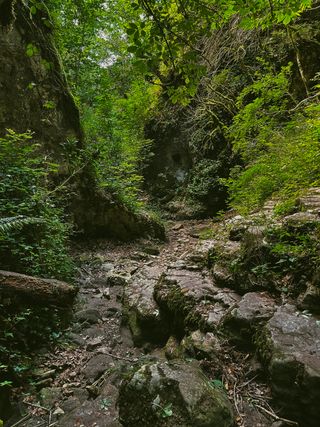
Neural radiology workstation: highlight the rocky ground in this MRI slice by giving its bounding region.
[5,193,320,427]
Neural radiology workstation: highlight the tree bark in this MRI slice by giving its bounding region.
[0,270,77,306]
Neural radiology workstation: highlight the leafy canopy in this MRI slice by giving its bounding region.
[125,0,313,102]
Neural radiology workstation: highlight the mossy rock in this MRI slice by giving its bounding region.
[118,360,234,427]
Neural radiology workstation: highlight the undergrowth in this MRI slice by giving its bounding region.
[0,130,74,280]
[225,64,320,214]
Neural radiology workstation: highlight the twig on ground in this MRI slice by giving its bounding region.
[23,401,50,412]
[255,403,298,426]
[237,374,258,389]
[10,414,32,427]
[99,351,136,362]
[233,381,243,423]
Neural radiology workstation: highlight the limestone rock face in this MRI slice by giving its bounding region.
[118,361,234,427]
[257,305,320,427]
[0,0,81,156]
[154,268,240,333]
[123,267,169,345]
[154,269,214,332]
[222,292,277,347]
[297,282,320,314]
[186,239,217,268]
[181,330,221,361]
[298,187,320,213]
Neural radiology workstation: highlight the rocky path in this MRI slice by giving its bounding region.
[7,212,320,427]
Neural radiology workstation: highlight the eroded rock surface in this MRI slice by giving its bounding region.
[118,360,234,427]
[154,268,240,333]
[7,218,319,427]
[222,292,277,347]
[123,266,169,345]
[257,305,320,426]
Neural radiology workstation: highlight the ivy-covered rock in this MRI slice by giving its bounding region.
[118,360,234,427]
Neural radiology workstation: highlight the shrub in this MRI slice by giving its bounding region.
[226,62,320,214]
[0,130,74,280]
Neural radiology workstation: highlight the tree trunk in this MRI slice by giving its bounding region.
[0,270,77,306]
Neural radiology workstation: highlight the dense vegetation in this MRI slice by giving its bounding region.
[1,0,319,275]
[1,1,320,422]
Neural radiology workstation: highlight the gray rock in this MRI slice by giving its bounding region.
[154,269,215,330]
[123,266,169,345]
[211,263,234,287]
[181,330,221,361]
[101,262,115,272]
[58,393,121,427]
[107,274,128,287]
[82,354,113,382]
[155,269,240,333]
[86,336,104,350]
[61,397,81,413]
[222,292,277,347]
[256,305,320,427]
[40,387,62,409]
[118,360,234,427]
[187,239,217,268]
[283,211,320,230]
[298,188,320,213]
[197,288,241,330]
[297,283,320,314]
[242,403,273,426]
[74,309,101,325]
[68,332,86,347]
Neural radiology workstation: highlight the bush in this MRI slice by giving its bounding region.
[0,130,74,280]
[226,62,320,214]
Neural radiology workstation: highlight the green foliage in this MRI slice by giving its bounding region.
[0,301,66,388]
[186,160,226,202]
[225,63,320,213]
[229,62,293,161]
[47,0,156,212]
[0,130,74,280]
[0,216,43,234]
[85,71,156,210]
[124,0,312,103]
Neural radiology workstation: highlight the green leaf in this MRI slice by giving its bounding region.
[162,403,173,418]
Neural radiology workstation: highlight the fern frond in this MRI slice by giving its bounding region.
[0,216,43,234]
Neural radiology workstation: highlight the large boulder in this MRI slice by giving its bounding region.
[154,268,240,334]
[123,266,169,345]
[256,305,320,427]
[118,360,234,427]
[222,292,277,348]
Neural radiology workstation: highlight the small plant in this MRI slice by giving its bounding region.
[161,403,173,418]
